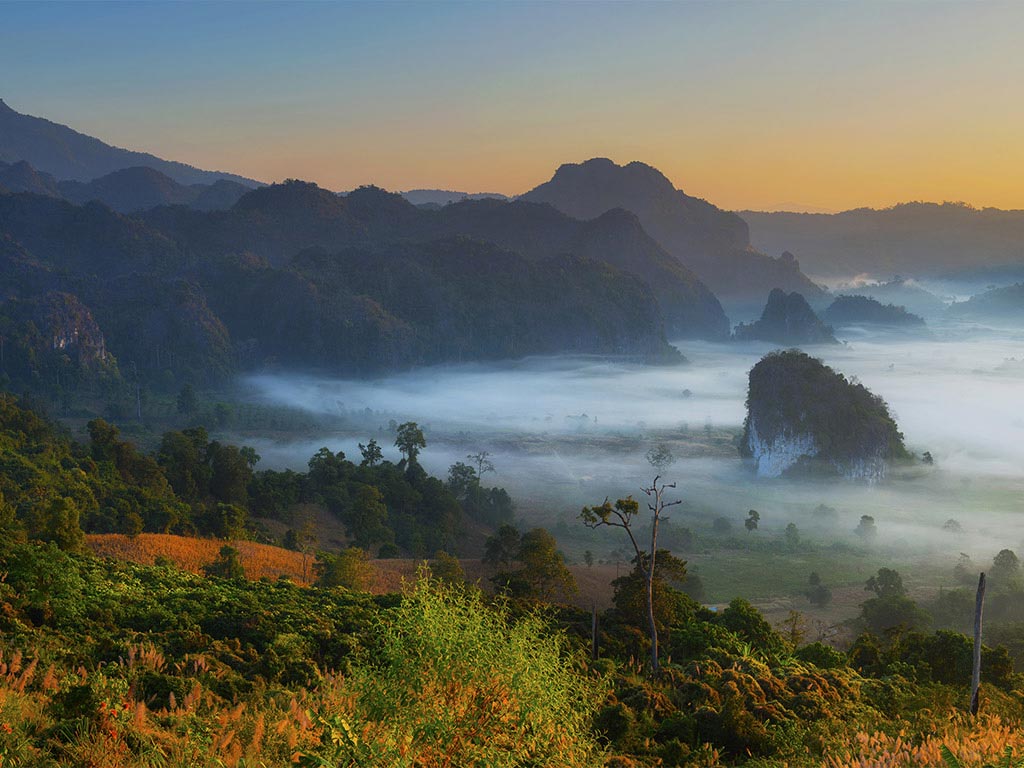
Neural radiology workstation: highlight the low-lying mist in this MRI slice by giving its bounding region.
[235,320,1024,563]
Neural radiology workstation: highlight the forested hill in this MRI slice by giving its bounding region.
[140,182,729,340]
[0,179,735,392]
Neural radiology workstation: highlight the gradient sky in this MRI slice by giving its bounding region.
[2,1,1023,212]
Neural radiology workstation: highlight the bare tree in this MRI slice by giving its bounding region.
[467,450,495,479]
[580,475,681,676]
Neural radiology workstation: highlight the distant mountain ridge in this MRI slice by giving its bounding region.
[521,158,826,307]
[0,159,251,212]
[0,98,260,187]
[741,202,1024,278]
[400,189,510,206]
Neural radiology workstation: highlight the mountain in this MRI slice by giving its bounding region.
[740,349,910,480]
[947,283,1024,322]
[520,158,826,307]
[733,289,837,344]
[0,159,249,213]
[60,166,249,213]
[400,189,510,206]
[0,159,62,197]
[0,98,259,187]
[823,295,925,328]
[741,202,1024,279]
[0,188,685,385]
[830,278,948,320]
[142,181,730,339]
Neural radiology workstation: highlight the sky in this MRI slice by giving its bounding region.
[2,1,1023,212]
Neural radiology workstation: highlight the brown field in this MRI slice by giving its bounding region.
[85,533,621,609]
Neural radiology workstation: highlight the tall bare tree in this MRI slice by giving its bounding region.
[580,475,681,676]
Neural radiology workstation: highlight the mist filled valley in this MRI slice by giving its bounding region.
[234,318,1024,605]
[6,7,1024,762]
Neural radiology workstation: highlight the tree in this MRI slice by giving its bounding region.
[176,384,198,417]
[431,550,466,586]
[315,547,373,590]
[514,528,576,601]
[580,474,682,676]
[954,552,975,585]
[483,524,521,568]
[204,544,245,579]
[785,522,800,547]
[359,438,383,467]
[612,549,692,632]
[860,567,927,635]
[345,484,391,550]
[467,450,495,479]
[308,447,346,490]
[447,462,478,498]
[47,497,84,552]
[866,567,905,599]
[583,550,594,568]
[644,444,675,472]
[855,515,878,541]
[745,509,760,532]
[208,442,253,508]
[992,549,1020,585]
[712,516,732,534]
[807,584,833,607]
[395,422,426,464]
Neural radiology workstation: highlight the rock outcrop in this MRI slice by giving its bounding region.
[734,289,837,344]
[739,350,909,480]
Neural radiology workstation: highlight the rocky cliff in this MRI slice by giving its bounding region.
[739,350,910,480]
[734,289,837,344]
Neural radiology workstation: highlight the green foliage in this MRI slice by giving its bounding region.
[394,421,425,464]
[993,549,1021,588]
[304,575,604,767]
[611,550,695,635]
[430,550,466,585]
[204,544,245,580]
[488,526,577,601]
[315,547,373,590]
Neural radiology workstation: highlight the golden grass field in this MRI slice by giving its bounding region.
[85,533,622,609]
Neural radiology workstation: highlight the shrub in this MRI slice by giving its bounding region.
[303,574,605,767]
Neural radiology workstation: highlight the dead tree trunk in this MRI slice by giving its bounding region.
[971,572,986,714]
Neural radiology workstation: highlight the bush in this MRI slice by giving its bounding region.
[304,574,604,767]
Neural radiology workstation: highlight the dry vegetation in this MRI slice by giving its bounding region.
[824,715,1024,768]
[85,534,622,609]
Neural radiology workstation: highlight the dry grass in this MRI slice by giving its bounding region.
[87,534,314,585]
[85,534,621,609]
[823,715,1024,768]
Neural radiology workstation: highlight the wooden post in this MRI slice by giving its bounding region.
[591,603,599,661]
[971,571,986,715]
